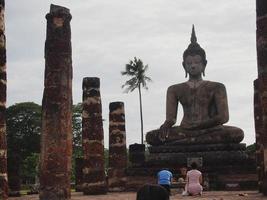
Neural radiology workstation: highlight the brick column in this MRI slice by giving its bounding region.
[82,77,107,195]
[129,143,145,167]
[254,79,264,192]
[0,0,8,199]
[256,0,267,195]
[39,4,73,200]
[108,102,127,191]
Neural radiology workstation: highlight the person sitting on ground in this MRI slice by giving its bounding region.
[136,184,169,200]
[185,162,203,196]
[157,169,173,196]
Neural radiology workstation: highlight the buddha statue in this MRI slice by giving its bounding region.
[146,26,244,146]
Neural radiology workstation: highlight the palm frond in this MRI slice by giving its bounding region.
[121,57,152,92]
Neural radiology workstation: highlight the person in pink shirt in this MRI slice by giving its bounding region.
[185,162,203,196]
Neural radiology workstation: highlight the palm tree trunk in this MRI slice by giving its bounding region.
[138,84,144,144]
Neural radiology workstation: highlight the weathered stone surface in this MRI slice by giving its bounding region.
[254,79,264,192]
[146,151,250,166]
[82,77,107,195]
[256,0,267,195]
[108,102,127,192]
[129,143,145,167]
[39,4,73,200]
[0,1,8,199]
[149,143,246,153]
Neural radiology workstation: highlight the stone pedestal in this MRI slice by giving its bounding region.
[108,102,127,192]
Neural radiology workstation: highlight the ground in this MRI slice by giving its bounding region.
[8,190,267,200]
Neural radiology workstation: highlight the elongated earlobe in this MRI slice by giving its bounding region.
[182,61,188,78]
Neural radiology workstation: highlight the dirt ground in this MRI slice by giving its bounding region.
[8,190,267,200]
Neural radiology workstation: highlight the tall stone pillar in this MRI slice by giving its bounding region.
[39,4,73,200]
[256,0,267,195]
[108,102,127,192]
[0,0,8,199]
[82,77,107,195]
[254,79,264,192]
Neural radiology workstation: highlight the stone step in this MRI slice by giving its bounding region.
[148,143,246,153]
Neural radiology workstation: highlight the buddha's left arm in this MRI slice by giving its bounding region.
[189,83,229,129]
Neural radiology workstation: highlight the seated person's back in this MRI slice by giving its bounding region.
[186,162,203,196]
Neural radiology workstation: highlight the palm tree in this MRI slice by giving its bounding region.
[121,57,152,144]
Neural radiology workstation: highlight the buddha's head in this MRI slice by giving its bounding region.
[182,25,207,77]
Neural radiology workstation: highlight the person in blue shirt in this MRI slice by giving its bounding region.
[157,169,173,196]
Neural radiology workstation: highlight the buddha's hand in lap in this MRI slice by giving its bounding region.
[159,122,172,142]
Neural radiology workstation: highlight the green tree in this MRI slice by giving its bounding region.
[6,102,41,185]
[121,57,152,144]
[21,153,39,184]
[72,103,82,157]
[71,103,82,182]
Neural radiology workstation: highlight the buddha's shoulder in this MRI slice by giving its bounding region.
[167,82,187,90]
[167,81,226,92]
[204,81,226,89]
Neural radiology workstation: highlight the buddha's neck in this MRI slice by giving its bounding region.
[188,77,203,82]
[187,77,204,88]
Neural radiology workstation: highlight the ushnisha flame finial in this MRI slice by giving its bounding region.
[191,24,197,44]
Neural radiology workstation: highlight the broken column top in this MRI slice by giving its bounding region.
[83,77,100,89]
[46,4,72,20]
[109,102,124,112]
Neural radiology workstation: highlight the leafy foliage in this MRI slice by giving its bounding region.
[7,102,41,185]
[21,153,39,184]
[72,103,82,157]
[70,103,83,182]
[121,57,152,93]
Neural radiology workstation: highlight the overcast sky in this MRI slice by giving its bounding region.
[6,0,257,147]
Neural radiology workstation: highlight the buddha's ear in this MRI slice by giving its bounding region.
[182,61,188,78]
[202,60,207,76]
[203,59,207,66]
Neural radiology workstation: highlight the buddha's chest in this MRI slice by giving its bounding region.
[179,86,215,108]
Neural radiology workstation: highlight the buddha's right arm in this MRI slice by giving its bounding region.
[161,86,178,129]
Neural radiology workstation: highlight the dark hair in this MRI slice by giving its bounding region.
[183,48,207,66]
[191,162,197,169]
[136,184,169,200]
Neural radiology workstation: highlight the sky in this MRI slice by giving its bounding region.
[5,0,257,147]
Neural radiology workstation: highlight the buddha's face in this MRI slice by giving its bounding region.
[183,54,205,77]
